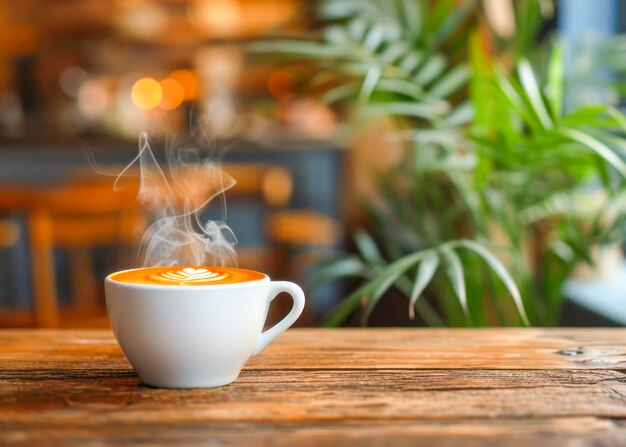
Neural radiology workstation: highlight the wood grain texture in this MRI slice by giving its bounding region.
[1,328,626,446]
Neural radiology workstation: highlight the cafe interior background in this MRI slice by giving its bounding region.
[1,0,626,329]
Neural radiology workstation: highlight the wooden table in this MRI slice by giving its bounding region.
[1,328,626,446]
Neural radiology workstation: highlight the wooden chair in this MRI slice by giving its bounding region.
[215,163,295,274]
[0,219,20,248]
[0,181,144,328]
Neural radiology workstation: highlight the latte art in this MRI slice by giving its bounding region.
[152,268,228,284]
[109,266,266,286]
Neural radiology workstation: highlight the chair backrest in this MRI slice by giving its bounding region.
[0,219,20,248]
[18,180,146,328]
[69,163,293,207]
[43,182,145,247]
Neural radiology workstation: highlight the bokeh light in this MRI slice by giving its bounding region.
[168,69,199,100]
[188,0,241,37]
[77,79,110,119]
[159,78,185,110]
[59,67,88,98]
[116,2,169,39]
[131,77,163,110]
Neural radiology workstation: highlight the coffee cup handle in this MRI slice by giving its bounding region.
[252,281,305,356]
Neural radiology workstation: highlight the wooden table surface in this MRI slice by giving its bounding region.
[2,328,626,446]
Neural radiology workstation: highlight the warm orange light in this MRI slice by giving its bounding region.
[267,70,296,100]
[77,79,110,118]
[131,77,163,110]
[168,69,199,100]
[189,0,241,37]
[159,78,185,110]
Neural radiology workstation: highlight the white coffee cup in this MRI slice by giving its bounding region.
[105,268,305,388]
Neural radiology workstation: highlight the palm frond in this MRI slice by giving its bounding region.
[408,251,439,319]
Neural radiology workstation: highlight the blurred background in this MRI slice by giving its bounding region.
[2,0,626,329]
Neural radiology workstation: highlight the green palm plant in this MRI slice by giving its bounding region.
[470,38,626,321]
[252,0,475,113]
[254,0,626,327]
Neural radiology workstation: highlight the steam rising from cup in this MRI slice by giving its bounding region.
[116,131,238,267]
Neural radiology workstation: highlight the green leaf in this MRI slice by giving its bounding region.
[521,190,575,223]
[495,68,538,130]
[446,169,486,234]
[307,256,367,291]
[348,18,368,41]
[354,231,384,265]
[399,52,424,74]
[324,26,349,44]
[400,0,423,42]
[322,251,424,327]
[360,251,428,325]
[440,245,467,314]
[248,40,350,59]
[557,127,626,177]
[452,240,529,325]
[606,106,626,132]
[363,24,385,51]
[359,66,382,104]
[561,105,610,125]
[432,1,474,49]
[414,55,446,86]
[340,62,381,76]
[517,60,553,129]
[428,65,470,99]
[319,0,360,19]
[408,251,439,319]
[549,240,575,263]
[379,42,410,64]
[365,101,448,120]
[513,0,543,57]
[376,79,424,100]
[430,0,455,32]
[440,102,474,127]
[321,83,359,104]
[544,44,563,121]
[398,129,461,146]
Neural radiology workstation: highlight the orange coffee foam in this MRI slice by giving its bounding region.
[110,266,265,286]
